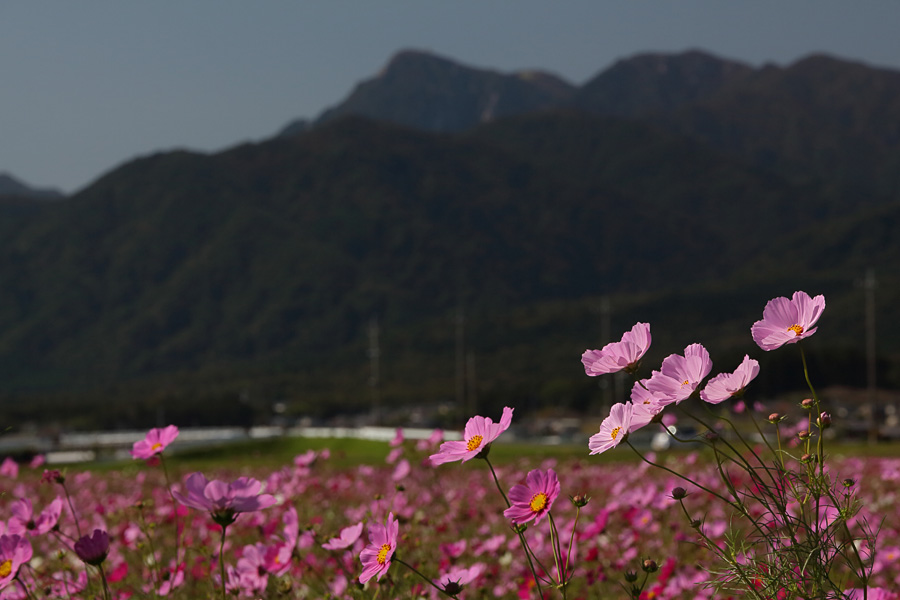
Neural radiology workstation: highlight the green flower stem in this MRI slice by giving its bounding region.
[61,480,83,539]
[799,344,825,475]
[136,502,163,589]
[548,513,568,599]
[625,439,769,540]
[159,454,181,566]
[483,455,546,599]
[15,577,35,600]
[218,524,228,600]
[564,506,581,585]
[98,563,112,600]
[395,557,459,599]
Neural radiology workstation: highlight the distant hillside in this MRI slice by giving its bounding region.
[2,49,898,429]
[293,49,575,133]
[0,173,63,200]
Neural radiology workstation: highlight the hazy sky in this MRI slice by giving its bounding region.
[2,1,899,193]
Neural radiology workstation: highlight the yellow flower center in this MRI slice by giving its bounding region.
[151,442,163,451]
[376,543,391,565]
[529,492,548,513]
[610,426,621,440]
[787,324,804,336]
[466,435,483,452]
[0,559,11,578]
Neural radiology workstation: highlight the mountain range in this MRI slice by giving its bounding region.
[1,49,898,429]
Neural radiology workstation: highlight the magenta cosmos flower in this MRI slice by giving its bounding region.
[173,472,276,527]
[646,343,712,405]
[701,355,760,404]
[74,529,109,566]
[582,322,651,375]
[131,425,179,459]
[430,406,513,465]
[7,497,63,536]
[504,468,561,525]
[0,534,32,590]
[589,402,634,455]
[751,291,825,351]
[359,513,398,584]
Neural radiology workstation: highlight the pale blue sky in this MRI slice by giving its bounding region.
[2,1,899,193]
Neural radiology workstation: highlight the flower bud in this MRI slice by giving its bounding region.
[570,494,590,508]
[624,571,638,583]
[691,519,702,529]
[801,398,815,409]
[704,430,719,443]
[817,412,832,429]
[842,478,855,488]
[797,429,810,440]
[512,523,528,534]
[642,559,658,573]
[443,580,464,596]
[767,412,783,424]
[800,453,815,464]
[671,487,687,500]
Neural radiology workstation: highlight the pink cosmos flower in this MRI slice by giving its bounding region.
[173,472,276,527]
[589,402,633,455]
[7,497,63,536]
[503,468,561,525]
[700,355,760,404]
[0,457,18,479]
[236,543,269,593]
[628,381,669,433]
[389,428,404,447]
[131,425,179,459]
[751,291,825,351]
[322,522,364,551]
[429,407,513,465]
[416,428,444,451]
[646,343,713,405]
[359,513,398,584]
[582,322,651,375]
[0,534,33,590]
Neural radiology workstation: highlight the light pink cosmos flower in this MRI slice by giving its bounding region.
[359,513,398,584]
[7,497,63,536]
[322,522,364,551]
[628,381,669,433]
[700,355,760,404]
[429,407,513,465]
[589,402,633,455]
[503,468,561,525]
[582,322,651,376]
[751,291,825,351]
[172,472,276,527]
[646,343,712,405]
[0,534,33,590]
[131,425,179,460]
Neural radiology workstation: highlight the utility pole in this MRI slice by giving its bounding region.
[864,268,877,445]
[455,307,466,410]
[599,296,612,410]
[368,316,381,424]
[466,350,477,416]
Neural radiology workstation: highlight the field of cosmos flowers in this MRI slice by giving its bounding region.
[1,292,899,599]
